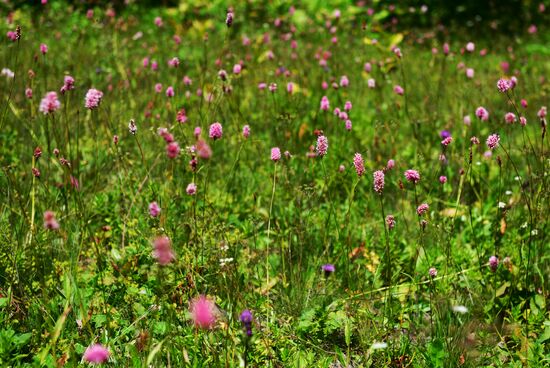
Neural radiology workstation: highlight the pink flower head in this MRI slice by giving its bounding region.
[84,88,103,109]
[233,64,242,74]
[154,16,163,27]
[258,82,267,90]
[475,107,489,121]
[489,256,499,272]
[209,122,223,140]
[465,42,475,52]
[196,139,212,159]
[521,99,528,108]
[373,170,385,194]
[519,116,527,126]
[441,136,453,146]
[338,165,345,172]
[528,24,537,34]
[173,35,182,45]
[463,115,471,125]
[151,61,159,71]
[39,92,61,114]
[345,120,352,131]
[7,31,17,42]
[537,106,547,119]
[439,175,447,184]
[339,75,349,87]
[385,215,396,230]
[470,136,480,145]
[186,183,197,195]
[176,109,187,124]
[183,75,192,86]
[429,267,437,277]
[443,43,450,55]
[417,203,429,216]
[269,83,277,92]
[154,83,162,93]
[242,125,250,138]
[168,57,180,68]
[43,210,60,230]
[40,43,48,55]
[166,86,174,97]
[166,142,180,158]
[60,75,75,94]
[353,153,365,177]
[393,47,402,58]
[142,57,149,68]
[486,134,500,149]
[190,295,217,329]
[393,85,404,95]
[148,202,161,217]
[83,344,110,364]
[287,82,294,94]
[386,159,395,170]
[316,135,328,156]
[320,96,330,111]
[497,78,511,93]
[364,62,372,72]
[504,112,516,124]
[344,101,352,111]
[404,169,420,184]
[367,78,376,88]
[153,236,175,265]
[25,88,33,99]
[466,68,474,79]
[271,147,281,162]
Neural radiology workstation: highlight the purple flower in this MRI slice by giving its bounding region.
[321,264,335,276]
[486,134,500,150]
[353,153,365,177]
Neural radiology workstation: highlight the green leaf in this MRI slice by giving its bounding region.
[495,282,510,297]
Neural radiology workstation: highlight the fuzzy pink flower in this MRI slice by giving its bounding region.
[25,88,32,99]
[271,147,281,162]
[486,134,500,149]
[466,68,474,79]
[39,43,48,55]
[154,83,162,93]
[441,137,453,146]
[439,176,447,184]
[43,210,59,230]
[148,202,161,217]
[83,344,109,364]
[344,101,352,111]
[166,86,174,97]
[394,85,404,95]
[154,16,163,27]
[168,57,179,68]
[429,267,437,277]
[39,92,60,114]
[287,82,294,94]
[373,170,385,194]
[417,203,429,216]
[489,256,499,272]
[316,135,328,156]
[345,120,352,131]
[387,159,395,170]
[404,169,420,184]
[339,75,349,87]
[242,125,250,138]
[463,115,471,125]
[465,42,475,52]
[475,107,489,121]
[60,75,75,94]
[367,78,376,88]
[209,122,223,140]
[320,96,330,111]
[519,116,527,126]
[504,112,516,124]
[233,64,242,74]
[190,295,217,329]
[166,142,180,158]
[521,99,528,108]
[537,106,547,119]
[84,88,103,109]
[186,183,197,195]
[153,236,175,265]
[497,78,511,93]
[353,153,365,177]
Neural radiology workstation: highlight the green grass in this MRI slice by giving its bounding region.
[0,2,549,367]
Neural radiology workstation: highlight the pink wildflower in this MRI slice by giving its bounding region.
[152,236,175,265]
[209,122,223,140]
[316,135,328,156]
[166,86,174,97]
[148,202,160,217]
[497,78,511,93]
[166,142,180,158]
[83,344,109,364]
[40,43,48,55]
[190,295,217,329]
[373,170,385,194]
[271,147,281,162]
[417,203,429,216]
[43,210,59,230]
[84,88,103,109]
[504,112,516,124]
[475,107,489,121]
[186,183,197,195]
[486,134,500,149]
[394,85,404,95]
[353,153,365,177]
[385,215,396,230]
[242,125,250,138]
[404,169,420,184]
[39,92,60,114]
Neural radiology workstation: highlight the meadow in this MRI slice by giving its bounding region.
[0,1,549,367]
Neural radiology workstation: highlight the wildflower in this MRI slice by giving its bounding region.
[186,183,197,195]
[537,106,547,119]
[218,70,228,81]
[521,99,528,108]
[209,122,223,140]
[320,96,330,111]
[168,57,179,67]
[385,215,396,230]
[519,116,527,126]
[166,86,174,97]
[371,342,388,350]
[353,153,365,177]
[316,135,328,156]
[176,109,187,124]
[429,267,437,277]
[128,119,137,135]
[344,101,352,111]
[83,344,109,364]
[417,203,429,216]
[404,169,420,184]
[439,176,447,184]
[504,112,516,124]
[373,170,385,194]
[242,125,250,138]
[321,264,335,277]
[271,147,281,162]
[225,9,234,27]
[39,43,48,55]
[470,136,480,145]
[25,88,32,99]
[269,83,277,92]
[338,165,345,173]
[463,115,471,125]
[367,78,376,88]
[190,295,217,329]
[345,120,352,131]
[441,136,453,146]
[258,82,267,90]
[149,202,160,217]
[393,47,402,58]
[151,61,158,71]
[240,310,253,336]
[386,159,395,170]
[394,85,404,95]
[339,75,349,87]
[233,64,242,74]
[452,305,468,314]
[465,42,475,52]
[466,68,474,78]
[152,236,175,265]
[443,43,450,55]
[497,78,511,93]
[84,88,103,109]
[39,92,60,114]
[6,31,17,42]
[60,75,75,94]
[286,82,294,94]
[364,62,372,72]
[43,210,59,230]
[196,139,212,159]
[486,134,500,149]
[475,107,489,121]
[489,256,499,272]
[154,16,163,27]
[155,83,162,93]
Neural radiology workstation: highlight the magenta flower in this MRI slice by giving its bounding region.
[233,64,242,74]
[320,96,330,111]
[519,116,527,126]
[465,42,475,52]
[339,75,349,87]
[393,85,404,95]
[404,169,420,184]
[152,236,175,265]
[43,210,59,230]
[25,88,32,99]
[148,202,161,217]
[417,203,429,216]
[475,107,489,121]
[441,137,453,146]
[387,159,395,170]
[84,88,103,109]
[353,153,365,177]
[242,125,250,138]
[154,83,162,93]
[39,92,61,114]
[489,256,499,272]
[486,134,500,150]
[39,43,48,55]
[344,101,352,111]
[316,135,328,157]
[166,142,181,158]
[186,183,197,195]
[345,120,352,131]
[209,122,223,140]
[196,139,212,159]
[190,295,217,329]
[497,78,511,93]
[537,106,547,119]
[83,344,109,364]
[168,57,179,68]
[439,176,447,184]
[373,170,385,194]
[271,147,281,162]
[385,215,396,230]
[60,75,75,94]
[504,112,516,124]
[166,86,174,97]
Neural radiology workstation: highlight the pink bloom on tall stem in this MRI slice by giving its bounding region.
[320,96,330,111]
[345,120,352,131]
[83,344,110,364]
[316,135,328,156]
[344,101,352,111]
[60,75,75,94]
[486,134,500,149]
[385,215,396,230]
[154,16,163,27]
[152,236,175,265]
[84,88,103,109]
[465,42,475,52]
[417,203,429,216]
[404,169,420,184]
[148,202,161,217]
[386,159,395,170]
[489,256,499,272]
[39,92,60,114]
[166,86,174,97]
[242,125,250,138]
[394,85,404,95]
[504,112,516,124]
[353,153,365,177]
[339,75,349,87]
[497,78,511,93]
[367,78,376,88]
[441,137,453,146]
[190,295,217,329]
[519,116,527,126]
[537,106,547,119]
[209,122,223,140]
[196,139,212,159]
[186,183,197,195]
[439,176,447,184]
[25,88,32,99]
[233,64,242,74]
[271,147,281,162]
[43,210,60,230]
[166,142,181,158]
[168,57,179,67]
[40,43,48,55]
[373,170,385,194]
[475,107,489,121]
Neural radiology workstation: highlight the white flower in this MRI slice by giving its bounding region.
[371,342,388,350]
[1,68,14,78]
[531,229,538,236]
[505,190,512,195]
[498,202,506,209]
[452,305,468,314]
